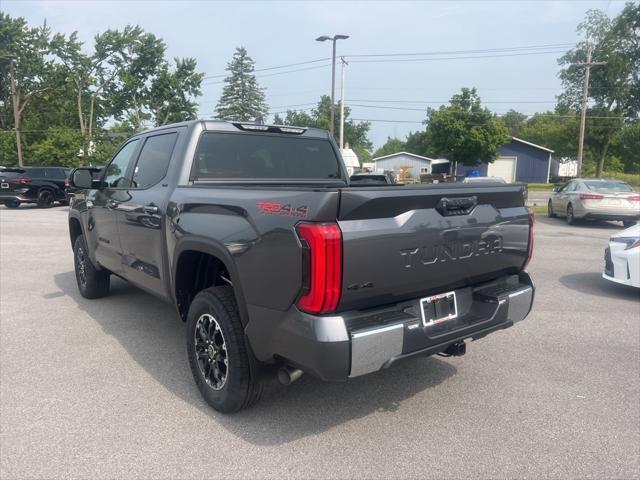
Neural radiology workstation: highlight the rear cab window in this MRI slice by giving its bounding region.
[191,132,342,181]
[584,181,633,193]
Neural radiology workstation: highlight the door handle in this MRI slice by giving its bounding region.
[143,204,159,215]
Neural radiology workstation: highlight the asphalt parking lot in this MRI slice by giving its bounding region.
[1,205,638,479]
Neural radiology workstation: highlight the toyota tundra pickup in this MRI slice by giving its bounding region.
[68,120,535,412]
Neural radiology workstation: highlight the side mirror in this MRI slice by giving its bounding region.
[71,168,95,189]
[553,186,560,193]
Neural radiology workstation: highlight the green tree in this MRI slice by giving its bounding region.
[0,13,56,165]
[373,137,405,158]
[404,130,431,156]
[502,109,528,136]
[274,95,373,161]
[149,57,204,126]
[558,3,640,176]
[519,111,579,159]
[215,47,267,121]
[424,88,510,171]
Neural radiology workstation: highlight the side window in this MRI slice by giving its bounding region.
[566,182,578,192]
[45,169,64,179]
[131,133,178,188]
[104,140,139,188]
[25,168,44,179]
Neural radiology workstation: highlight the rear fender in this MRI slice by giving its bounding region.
[172,236,250,327]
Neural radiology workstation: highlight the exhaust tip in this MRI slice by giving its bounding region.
[278,366,304,386]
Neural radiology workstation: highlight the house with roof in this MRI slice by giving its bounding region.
[372,152,451,180]
[372,138,555,183]
[456,137,554,183]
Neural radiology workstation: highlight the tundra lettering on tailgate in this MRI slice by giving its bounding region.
[400,236,503,269]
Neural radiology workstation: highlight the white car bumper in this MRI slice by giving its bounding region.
[603,241,640,288]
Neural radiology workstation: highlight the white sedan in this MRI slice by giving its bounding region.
[603,223,640,288]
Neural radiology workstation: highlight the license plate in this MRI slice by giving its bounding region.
[605,199,621,206]
[420,291,458,326]
[1,183,8,189]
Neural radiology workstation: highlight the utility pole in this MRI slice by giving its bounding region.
[339,57,348,150]
[1,55,23,167]
[315,34,349,138]
[576,45,606,177]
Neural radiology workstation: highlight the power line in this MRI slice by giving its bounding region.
[201,63,332,86]
[201,57,330,80]
[349,49,568,64]
[344,43,574,58]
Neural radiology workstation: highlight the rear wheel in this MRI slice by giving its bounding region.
[547,200,556,218]
[73,234,110,298]
[566,204,576,225]
[623,220,636,228]
[186,286,262,413]
[5,200,20,209]
[37,189,54,208]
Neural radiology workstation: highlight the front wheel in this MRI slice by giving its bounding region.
[547,200,556,218]
[566,204,576,225]
[73,235,110,298]
[186,286,262,413]
[4,200,20,209]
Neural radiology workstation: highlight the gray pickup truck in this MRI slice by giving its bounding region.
[68,120,535,412]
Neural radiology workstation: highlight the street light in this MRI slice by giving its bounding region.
[316,34,349,137]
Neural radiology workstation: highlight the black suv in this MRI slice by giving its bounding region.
[0,166,70,208]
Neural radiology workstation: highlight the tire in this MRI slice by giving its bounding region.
[37,189,54,208]
[547,200,556,218]
[566,204,576,225]
[5,200,20,209]
[73,234,110,299]
[623,220,636,228]
[186,286,263,413]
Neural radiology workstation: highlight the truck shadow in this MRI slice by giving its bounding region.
[53,271,457,445]
[559,272,640,302]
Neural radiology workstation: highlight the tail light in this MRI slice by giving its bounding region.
[296,223,342,314]
[522,207,535,270]
[13,178,32,184]
[64,178,70,186]
[628,195,640,202]
[579,193,604,200]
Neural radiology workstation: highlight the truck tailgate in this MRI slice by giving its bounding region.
[337,184,530,311]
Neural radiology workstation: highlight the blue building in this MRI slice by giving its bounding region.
[456,137,553,183]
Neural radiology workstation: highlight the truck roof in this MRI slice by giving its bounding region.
[132,119,331,140]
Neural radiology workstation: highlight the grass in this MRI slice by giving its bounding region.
[531,204,548,216]
[527,183,555,191]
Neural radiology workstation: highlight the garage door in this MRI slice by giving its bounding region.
[488,156,517,182]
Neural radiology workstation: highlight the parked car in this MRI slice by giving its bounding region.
[68,120,535,413]
[603,223,640,288]
[462,176,507,184]
[548,178,640,226]
[0,166,70,208]
[349,172,396,185]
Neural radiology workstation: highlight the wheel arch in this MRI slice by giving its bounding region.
[68,215,83,249]
[172,237,249,326]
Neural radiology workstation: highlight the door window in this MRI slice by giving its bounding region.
[132,133,178,188]
[104,140,140,188]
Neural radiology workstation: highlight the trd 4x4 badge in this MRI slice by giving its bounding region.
[256,201,309,218]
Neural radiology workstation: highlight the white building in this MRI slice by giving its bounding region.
[372,152,450,180]
[341,148,360,176]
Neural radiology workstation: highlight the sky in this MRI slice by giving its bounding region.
[2,0,627,149]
